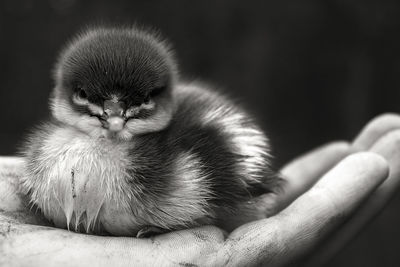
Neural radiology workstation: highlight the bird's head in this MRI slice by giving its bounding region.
[51,27,177,140]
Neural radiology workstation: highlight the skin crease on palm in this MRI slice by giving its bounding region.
[1,113,400,266]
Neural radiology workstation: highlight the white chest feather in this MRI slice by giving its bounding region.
[23,127,213,236]
[23,128,138,235]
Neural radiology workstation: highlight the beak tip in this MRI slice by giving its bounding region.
[107,117,125,132]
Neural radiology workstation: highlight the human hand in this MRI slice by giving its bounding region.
[1,113,400,267]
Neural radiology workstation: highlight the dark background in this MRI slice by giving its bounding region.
[1,0,400,265]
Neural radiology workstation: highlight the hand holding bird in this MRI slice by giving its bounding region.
[2,113,400,266]
[21,26,281,237]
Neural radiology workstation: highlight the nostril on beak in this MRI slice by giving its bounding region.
[103,100,126,132]
[104,100,125,117]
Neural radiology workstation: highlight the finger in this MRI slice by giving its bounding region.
[305,129,400,266]
[0,157,50,226]
[220,152,389,267]
[0,156,25,168]
[0,156,25,186]
[0,157,26,212]
[352,113,400,150]
[276,141,350,211]
[368,129,400,207]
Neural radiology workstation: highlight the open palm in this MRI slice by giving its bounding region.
[2,113,400,267]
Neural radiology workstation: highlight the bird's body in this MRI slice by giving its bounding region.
[21,27,280,236]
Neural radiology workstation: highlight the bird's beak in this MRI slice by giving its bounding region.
[103,100,126,132]
[104,100,125,117]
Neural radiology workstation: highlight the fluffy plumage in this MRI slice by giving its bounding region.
[21,26,281,236]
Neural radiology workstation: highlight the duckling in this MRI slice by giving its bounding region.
[21,26,281,237]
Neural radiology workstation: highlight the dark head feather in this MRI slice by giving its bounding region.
[54,27,177,107]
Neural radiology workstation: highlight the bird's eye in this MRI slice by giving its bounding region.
[150,86,166,98]
[72,85,90,105]
[144,95,151,104]
[78,88,87,99]
[75,86,87,99]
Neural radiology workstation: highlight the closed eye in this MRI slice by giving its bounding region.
[139,86,166,107]
[150,86,166,98]
[73,85,89,103]
[90,113,106,121]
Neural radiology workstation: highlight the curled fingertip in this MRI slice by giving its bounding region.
[370,128,400,152]
[323,140,351,154]
[342,152,389,180]
[371,113,400,123]
[353,113,400,150]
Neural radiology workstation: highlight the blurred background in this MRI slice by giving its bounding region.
[1,0,400,265]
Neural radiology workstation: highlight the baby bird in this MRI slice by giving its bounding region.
[21,26,281,237]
